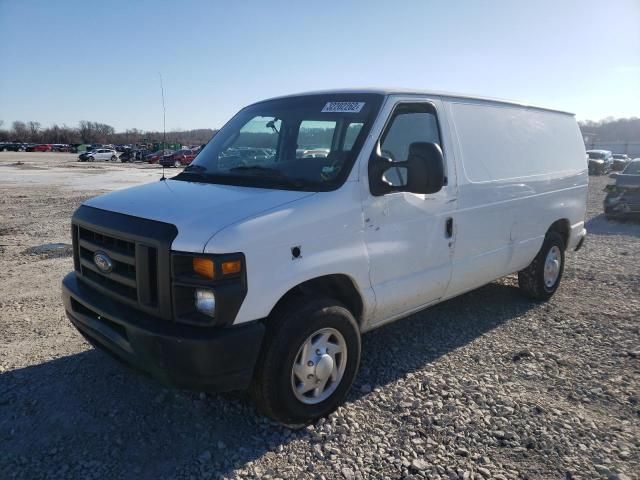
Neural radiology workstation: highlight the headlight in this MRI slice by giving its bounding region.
[195,289,216,317]
[172,252,246,326]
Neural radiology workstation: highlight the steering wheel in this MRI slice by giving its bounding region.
[321,152,344,181]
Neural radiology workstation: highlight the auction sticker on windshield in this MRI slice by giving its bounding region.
[322,102,365,113]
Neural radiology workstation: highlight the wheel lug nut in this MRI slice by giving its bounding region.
[307,374,314,379]
[307,361,314,367]
[316,349,321,355]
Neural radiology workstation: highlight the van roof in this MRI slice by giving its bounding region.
[259,88,575,116]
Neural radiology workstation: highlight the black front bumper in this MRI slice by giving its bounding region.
[62,272,265,392]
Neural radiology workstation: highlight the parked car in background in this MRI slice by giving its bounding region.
[119,149,136,162]
[298,148,330,158]
[78,148,119,162]
[52,144,72,152]
[160,148,198,167]
[1,142,27,152]
[78,151,93,162]
[604,160,640,220]
[145,150,173,164]
[134,148,152,161]
[587,150,613,175]
[26,144,53,152]
[612,154,632,171]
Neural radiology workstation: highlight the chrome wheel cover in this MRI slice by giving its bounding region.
[543,245,561,288]
[291,327,347,405]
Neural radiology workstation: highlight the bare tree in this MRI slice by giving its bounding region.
[27,121,42,142]
[12,121,28,141]
[579,117,640,142]
[79,120,96,143]
[6,118,217,145]
[0,121,9,142]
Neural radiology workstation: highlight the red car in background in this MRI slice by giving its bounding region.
[27,144,52,152]
[159,148,199,168]
[145,149,173,164]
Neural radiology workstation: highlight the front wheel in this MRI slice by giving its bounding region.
[251,297,361,426]
[518,231,565,300]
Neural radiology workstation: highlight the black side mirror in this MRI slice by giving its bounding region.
[369,142,445,196]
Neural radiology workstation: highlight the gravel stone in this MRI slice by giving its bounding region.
[411,459,430,471]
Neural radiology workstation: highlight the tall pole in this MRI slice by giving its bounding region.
[159,73,166,181]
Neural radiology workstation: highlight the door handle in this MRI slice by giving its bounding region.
[445,217,453,238]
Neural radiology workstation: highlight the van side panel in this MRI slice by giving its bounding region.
[444,100,587,298]
[204,183,376,325]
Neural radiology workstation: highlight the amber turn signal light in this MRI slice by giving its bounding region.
[192,257,215,279]
[221,260,242,275]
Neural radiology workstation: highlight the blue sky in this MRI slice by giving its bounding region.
[0,0,638,131]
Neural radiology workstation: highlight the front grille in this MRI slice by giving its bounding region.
[70,205,178,321]
[73,224,159,310]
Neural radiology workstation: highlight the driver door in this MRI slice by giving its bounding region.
[361,98,457,326]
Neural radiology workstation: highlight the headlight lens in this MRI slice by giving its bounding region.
[195,289,216,317]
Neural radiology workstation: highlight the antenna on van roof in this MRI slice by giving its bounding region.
[159,72,166,181]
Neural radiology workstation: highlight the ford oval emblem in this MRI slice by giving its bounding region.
[93,251,113,273]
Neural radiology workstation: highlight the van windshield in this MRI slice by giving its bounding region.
[174,93,384,191]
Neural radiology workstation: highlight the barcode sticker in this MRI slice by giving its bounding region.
[322,101,365,113]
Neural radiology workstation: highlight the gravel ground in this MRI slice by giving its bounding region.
[0,158,638,480]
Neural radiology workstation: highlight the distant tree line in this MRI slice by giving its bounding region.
[0,120,217,145]
[578,117,640,142]
[1,116,636,146]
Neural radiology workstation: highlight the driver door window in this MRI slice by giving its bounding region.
[380,103,442,187]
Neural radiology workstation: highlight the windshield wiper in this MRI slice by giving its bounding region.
[229,165,282,174]
[183,164,208,172]
[228,165,309,189]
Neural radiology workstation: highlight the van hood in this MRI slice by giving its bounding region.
[84,179,316,252]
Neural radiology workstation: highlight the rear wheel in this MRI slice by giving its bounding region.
[111,155,117,162]
[173,159,181,168]
[251,296,361,426]
[518,231,565,300]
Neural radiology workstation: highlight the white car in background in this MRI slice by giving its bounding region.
[86,149,119,162]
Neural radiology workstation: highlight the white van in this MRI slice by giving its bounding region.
[62,89,588,425]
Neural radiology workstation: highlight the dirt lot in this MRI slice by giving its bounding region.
[0,152,638,480]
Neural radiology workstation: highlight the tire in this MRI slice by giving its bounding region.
[111,155,117,162]
[88,156,94,162]
[518,231,565,300]
[251,296,361,426]
[173,160,181,168]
